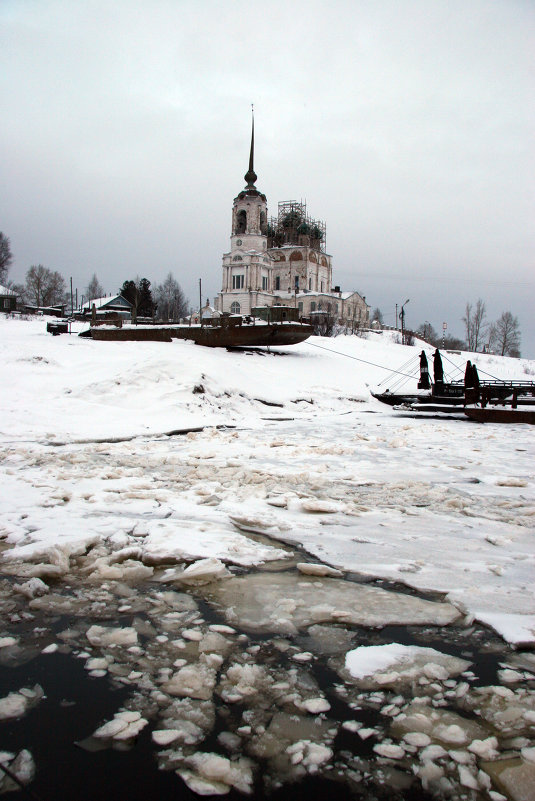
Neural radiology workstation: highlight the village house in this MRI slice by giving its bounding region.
[79,294,133,319]
[0,284,18,313]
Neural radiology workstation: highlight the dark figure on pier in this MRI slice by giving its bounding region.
[464,360,481,404]
[433,349,444,390]
[418,351,431,390]
[464,360,473,388]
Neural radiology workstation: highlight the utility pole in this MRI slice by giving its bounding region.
[70,277,73,316]
[199,279,202,324]
[395,304,398,331]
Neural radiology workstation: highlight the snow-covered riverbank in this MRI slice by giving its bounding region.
[1,317,534,646]
[2,317,535,799]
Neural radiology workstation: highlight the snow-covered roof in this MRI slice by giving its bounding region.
[81,294,132,311]
[0,284,17,296]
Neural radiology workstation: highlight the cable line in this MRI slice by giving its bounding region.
[304,341,420,380]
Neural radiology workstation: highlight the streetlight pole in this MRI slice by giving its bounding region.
[399,298,410,344]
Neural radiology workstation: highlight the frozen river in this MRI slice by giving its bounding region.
[1,320,535,798]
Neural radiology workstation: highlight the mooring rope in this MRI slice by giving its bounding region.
[304,341,419,380]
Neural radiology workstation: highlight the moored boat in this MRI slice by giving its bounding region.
[85,315,313,347]
[372,349,535,419]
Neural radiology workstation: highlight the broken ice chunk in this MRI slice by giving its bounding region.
[0,685,43,721]
[344,644,469,689]
[179,558,231,585]
[374,743,405,760]
[300,499,340,514]
[152,729,180,746]
[13,577,49,599]
[204,573,460,634]
[300,697,331,715]
[179,752,254,795]
[296,563,343,578]
[0,749,35,793]
[86,625,138,648]
[94,718,129,738]
[162,664,216,700]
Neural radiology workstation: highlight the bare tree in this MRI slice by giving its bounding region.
[463,299,488,352]
[25,265,66,307]
[153,273,189,321]
[7,281,28,305]
[86,273,104,301]
[417,321,438,345]
[371,307,384,326]
[0,232,13,283]
[490,311,521,357]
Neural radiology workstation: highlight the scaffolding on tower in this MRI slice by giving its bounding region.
[267,200,327,252]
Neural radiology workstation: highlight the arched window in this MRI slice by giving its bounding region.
[232,255,243,261]
[275,276,280,290]
[236,210,247,234]
[230,301,241,314]
[260,210,267,234]
[310,302,316,311]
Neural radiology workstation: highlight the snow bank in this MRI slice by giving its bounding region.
[1,318,534,645]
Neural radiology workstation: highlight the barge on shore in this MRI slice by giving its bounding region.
[83,313,313,348]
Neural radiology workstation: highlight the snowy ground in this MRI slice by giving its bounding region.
[1,317,533,645]
[1,317,535,798]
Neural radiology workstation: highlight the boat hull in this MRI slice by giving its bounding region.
[371,390,464,408]
[87,322,313,347]
[465,407,535,425]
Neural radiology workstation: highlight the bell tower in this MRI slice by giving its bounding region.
[230,110,268,252]
[217,110,274,315]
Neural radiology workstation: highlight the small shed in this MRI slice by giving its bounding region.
[0,284,18,313]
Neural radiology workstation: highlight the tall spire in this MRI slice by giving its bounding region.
[244,105,257,188]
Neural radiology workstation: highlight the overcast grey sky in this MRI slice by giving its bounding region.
[2,0,533,354]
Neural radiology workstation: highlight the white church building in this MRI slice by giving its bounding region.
[214,120,369,331]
